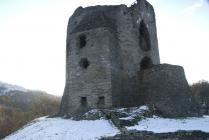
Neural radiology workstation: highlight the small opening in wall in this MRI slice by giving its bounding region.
[79,58,90,69]
[79,35,86,48]
[98,96,105,106]
[140,56,153,70]
[80,97,87,106]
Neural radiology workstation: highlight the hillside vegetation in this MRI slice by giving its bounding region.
[0,83,61,139]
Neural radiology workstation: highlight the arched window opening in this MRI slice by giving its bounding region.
[79,58,90,69]
[140,56,153,70]
[139,21,151,51]
[79,35,86,48]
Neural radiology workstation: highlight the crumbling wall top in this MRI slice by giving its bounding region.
[67,0,155,35]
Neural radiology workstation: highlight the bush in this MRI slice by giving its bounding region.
[191,80,209,115]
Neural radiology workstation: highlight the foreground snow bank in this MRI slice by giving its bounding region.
[4,106,209,140]
[4,117,119,140]
[128,115,209,133]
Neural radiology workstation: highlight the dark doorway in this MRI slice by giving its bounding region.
[80,97,87,106]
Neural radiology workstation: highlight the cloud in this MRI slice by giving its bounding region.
[183,0,204,14]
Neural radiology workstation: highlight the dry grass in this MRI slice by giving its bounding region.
[0,95,60,139]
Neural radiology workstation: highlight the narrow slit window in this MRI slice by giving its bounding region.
[79,35,86,48]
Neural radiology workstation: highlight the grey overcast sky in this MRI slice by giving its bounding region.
[0,0,209,96]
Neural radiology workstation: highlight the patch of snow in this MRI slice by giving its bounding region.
[35,116,48,121]
[4,117,119,140]
[120,116,134,120]
[84,109,100,116]
[118,105,149,120]
[83,109,105,119]
[130,105,149,114]
[139,105,149,111]
[116,108,126,112]
[0,81,28,95]
[127,115,209,133]
[87,109,98,113]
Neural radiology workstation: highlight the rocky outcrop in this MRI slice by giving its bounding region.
[101,130,209,140]
[138,64,197,117]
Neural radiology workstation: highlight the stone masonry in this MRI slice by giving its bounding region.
[59,0,195,117]
[138,64,196,117]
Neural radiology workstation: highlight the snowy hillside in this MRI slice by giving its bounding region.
[0,81,28,95]
[3,106,209,140]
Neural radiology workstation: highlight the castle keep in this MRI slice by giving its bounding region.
[59,0,159,115]
[60,0,195,117]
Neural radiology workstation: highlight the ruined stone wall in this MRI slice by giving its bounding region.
[138,64,196,117]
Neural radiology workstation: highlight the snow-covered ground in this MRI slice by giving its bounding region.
[3,117,119,140]
[3,107,209,140]
[128,115,209,133]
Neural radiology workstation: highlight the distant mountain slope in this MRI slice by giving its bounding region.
[0,81,60,111]
[0,81,61,139]
[0,81,28,95]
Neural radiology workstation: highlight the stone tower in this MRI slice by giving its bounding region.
[60,0,160,116]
